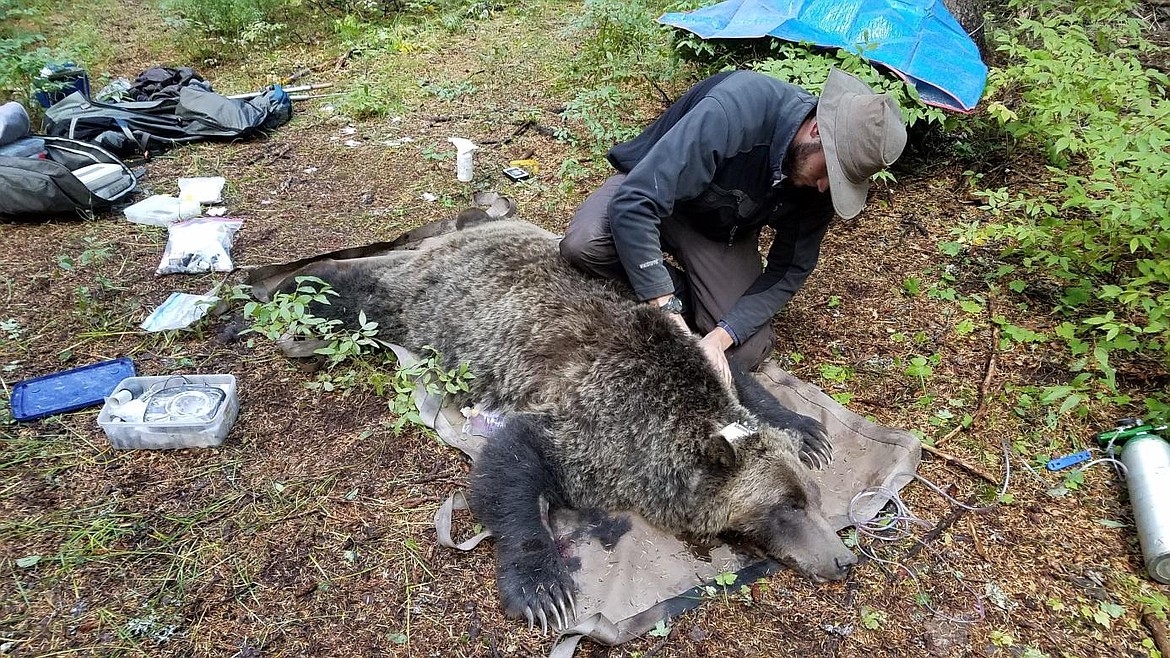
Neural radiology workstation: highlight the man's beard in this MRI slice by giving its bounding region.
[783,141,824,183]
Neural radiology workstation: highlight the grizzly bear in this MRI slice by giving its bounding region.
[286,218,856,630]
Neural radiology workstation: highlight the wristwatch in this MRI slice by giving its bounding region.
[657,296,684,314]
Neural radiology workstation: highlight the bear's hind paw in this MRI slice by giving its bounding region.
[498,550,578,633]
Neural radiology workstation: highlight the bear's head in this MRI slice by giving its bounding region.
[717,426,857,582]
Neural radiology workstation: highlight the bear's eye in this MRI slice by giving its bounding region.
[776,501,805,515]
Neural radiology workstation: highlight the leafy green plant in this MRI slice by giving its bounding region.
[859,605,887,630]
[242,276,386,367]
[904,354,937,392]
[1079,600,1125,630]
[560,84,643,154]
[0,1,72,105]
[241,278,474,433]
[818,363,851,384]
[0,318,21,341]
[419,78,476,100]
[714,571,737,587]
[341,85,404,121]
[647,619,671,637]
[902,277,922,296]
[386,347,475,435]
[567,0,679,86]
[162,0,291,50]
[958,0,1170,410]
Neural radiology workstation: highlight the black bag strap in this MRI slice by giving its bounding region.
[114,118,151,156]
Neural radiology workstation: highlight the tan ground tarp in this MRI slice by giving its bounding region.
[243,204,921,656]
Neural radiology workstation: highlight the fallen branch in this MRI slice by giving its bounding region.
[426,113,472,122]
[967,514,990,562]
[937,325,999,446]
[922,442,998,483]
[645,74,672,107]
[895,502,971,574]
[1145,613,1170,657]
[334,48,355,72]
[245,142,293,165]
[478,120,534,146]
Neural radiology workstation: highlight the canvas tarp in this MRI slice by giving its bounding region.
[243,206,922,656]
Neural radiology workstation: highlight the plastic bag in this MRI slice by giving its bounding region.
[124,194,199,226]
[156,217,243,275]
[140,292,221,331]
[178,176,226,204]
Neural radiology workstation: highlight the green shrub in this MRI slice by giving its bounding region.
[241,276,387,367]
[566,0,681,86]
[0,1,69,105]
[959,0,1169,407]
[752,42,950,129]
[162,0,292,49]
[560,84,643,154]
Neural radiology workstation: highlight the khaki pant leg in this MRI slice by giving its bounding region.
[658,217,774,370]
[559,174,628,282]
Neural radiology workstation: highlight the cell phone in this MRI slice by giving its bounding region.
[502,166,532,182]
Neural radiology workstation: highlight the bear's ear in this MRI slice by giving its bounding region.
[706,435,737,469]
[706,422,753,469]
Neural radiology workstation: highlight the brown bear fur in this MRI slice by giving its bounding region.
[289,218,855,628]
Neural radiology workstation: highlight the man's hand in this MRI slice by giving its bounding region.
[649,296,734,387]
[698,326,734,388]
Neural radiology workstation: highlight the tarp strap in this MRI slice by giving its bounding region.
[434,490,492,551]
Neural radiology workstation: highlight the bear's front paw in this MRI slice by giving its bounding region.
[496,537,577,633]
[793,416,833,469]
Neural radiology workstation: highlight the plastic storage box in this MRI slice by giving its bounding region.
[34,64,91,109]
[97,374,239,449]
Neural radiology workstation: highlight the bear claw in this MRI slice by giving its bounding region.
[498,547,578,633]
[517,584,574,633]
[794,419,833,470]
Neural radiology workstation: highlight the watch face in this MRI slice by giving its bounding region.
[660,296,684,314]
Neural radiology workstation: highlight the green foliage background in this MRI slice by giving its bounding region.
[970,0,1169,413]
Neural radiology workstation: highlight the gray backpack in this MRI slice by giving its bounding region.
[0,136,137,218]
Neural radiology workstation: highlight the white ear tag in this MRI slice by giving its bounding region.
[718,422,752,444]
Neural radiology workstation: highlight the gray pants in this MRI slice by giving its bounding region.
[560,174,773,370]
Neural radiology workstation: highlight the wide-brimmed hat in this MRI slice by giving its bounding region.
[817,68,907,219]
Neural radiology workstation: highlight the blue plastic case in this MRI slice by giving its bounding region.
[10,357,136,422]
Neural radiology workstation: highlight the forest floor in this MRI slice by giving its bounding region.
[1,1,1168,657]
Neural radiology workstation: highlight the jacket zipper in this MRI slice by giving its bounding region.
[727,224,738,247]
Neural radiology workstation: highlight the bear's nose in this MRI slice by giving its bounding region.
[835,554,857,573]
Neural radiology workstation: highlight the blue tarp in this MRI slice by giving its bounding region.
[658,0,988,112]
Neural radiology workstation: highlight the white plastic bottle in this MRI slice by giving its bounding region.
[448,137,479,182]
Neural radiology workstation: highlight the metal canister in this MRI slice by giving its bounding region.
[1116,428,1170,584]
